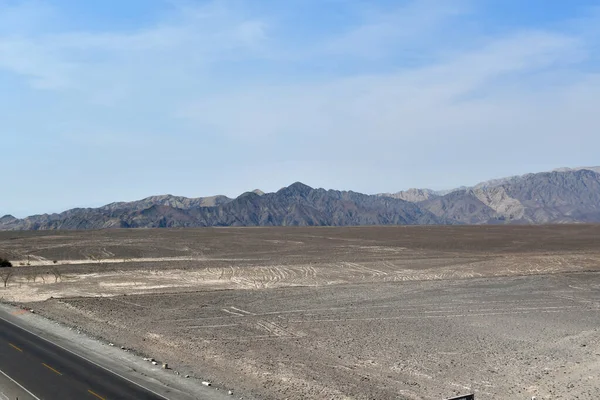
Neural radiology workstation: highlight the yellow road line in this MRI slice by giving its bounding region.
[88,389,106,400]
[8,343,23,352]
[42,363,62,376]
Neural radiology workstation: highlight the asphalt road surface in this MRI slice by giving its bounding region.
[0,317,168,400]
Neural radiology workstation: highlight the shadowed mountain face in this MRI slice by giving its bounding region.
[503,169,600,223]
[2,169,600,230]
[0,182,443,230]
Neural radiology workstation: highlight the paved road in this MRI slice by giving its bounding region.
[0,317,168,400]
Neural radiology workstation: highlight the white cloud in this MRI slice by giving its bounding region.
[320,0,469,59]
[179,29,591,143]
[0,0,269,93]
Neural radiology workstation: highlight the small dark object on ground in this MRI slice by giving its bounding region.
[0,258,12,268]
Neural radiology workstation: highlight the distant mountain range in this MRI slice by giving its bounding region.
[2,167,600,230]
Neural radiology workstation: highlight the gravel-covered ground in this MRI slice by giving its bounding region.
[2,226,600,399]
[2,225,600,270]
[29,273,600,400]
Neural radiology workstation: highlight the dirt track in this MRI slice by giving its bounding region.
[2,226,600,399]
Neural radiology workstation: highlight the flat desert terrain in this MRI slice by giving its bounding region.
[1,225,600,399]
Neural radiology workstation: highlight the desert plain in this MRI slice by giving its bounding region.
[1,225,600,399]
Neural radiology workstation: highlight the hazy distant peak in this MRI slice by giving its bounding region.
[290,181,312,190]
[378,188,439,202]
[472,175,531,190]
[435,186,468,196]
[100,193,232,212]
[472,167,600,190]
[0,215,17,222]
[278,182,313,195]
[252,189,265,196]
[553,166,600,174]
[238,189,263,197]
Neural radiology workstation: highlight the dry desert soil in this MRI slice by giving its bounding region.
[1,225,600,399]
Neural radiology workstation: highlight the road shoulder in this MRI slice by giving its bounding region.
[0,302,230,400]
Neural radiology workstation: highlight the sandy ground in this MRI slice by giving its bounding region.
[2,226,600,399]
[1,252,599,303]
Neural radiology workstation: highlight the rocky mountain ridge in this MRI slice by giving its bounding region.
[417,169,600,224]
[0,182,443,230]
[2,168,599,230]
[100,194,233,212]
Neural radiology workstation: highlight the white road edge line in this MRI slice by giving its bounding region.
[0,368,42,400]
[0,316,169,400]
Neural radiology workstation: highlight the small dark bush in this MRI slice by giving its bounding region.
[0,258,12,268]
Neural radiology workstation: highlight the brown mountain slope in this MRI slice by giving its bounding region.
[417,169,600,224]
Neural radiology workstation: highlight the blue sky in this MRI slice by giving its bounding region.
[1,0,599,217]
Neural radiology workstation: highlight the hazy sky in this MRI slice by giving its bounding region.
[2,0,599,217]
